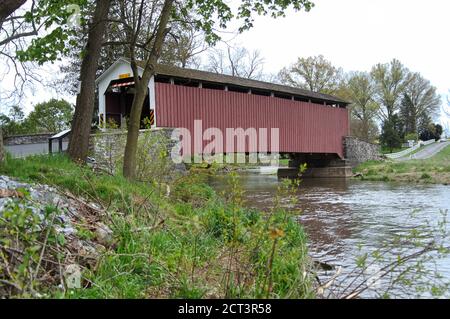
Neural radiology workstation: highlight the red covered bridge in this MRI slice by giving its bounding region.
[96,58,350,167]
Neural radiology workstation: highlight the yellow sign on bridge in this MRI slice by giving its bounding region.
[118,73,131,79]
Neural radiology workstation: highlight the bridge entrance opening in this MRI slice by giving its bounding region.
[103,77,151,129]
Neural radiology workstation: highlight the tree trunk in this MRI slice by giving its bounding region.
[0,0,26,24]
[411,113,417,135]
[67,0,111,163]
[122,81,149,178]
[122,0,173,180]
[0,127,4,164]
[362,119,369,142]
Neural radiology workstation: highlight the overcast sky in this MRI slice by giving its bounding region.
[226,0,450,127]
[231,0,449,91]
[2,0,449,128]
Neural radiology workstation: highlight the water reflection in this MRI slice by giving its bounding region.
[209,173,450,298]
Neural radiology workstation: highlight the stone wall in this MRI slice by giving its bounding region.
[3,133,61,145]
[89,128,185,177]
[344,136,383,167]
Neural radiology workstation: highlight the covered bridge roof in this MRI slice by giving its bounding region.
[144,63,349,107]
[97,58,348,106]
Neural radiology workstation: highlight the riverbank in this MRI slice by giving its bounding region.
[208,173,450,298]
[0,155,314,299]
[354,144,450,184]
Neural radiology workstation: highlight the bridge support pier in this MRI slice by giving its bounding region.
[278,153,353,178]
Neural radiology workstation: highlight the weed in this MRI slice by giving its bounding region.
[0,154,314,299]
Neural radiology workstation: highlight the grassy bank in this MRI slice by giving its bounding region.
[381,146,407,154]
[0,155,314,299]
[355,145,450,184]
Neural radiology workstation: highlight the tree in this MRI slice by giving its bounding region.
[436,124,443,139]
[116,0,315,180]
[0,107,31,136]
[0,114,25,136]
[0,105,26,137]
[0,99,73,135]
[0,0,26,29]
[371,59,410,122]
[1,0,80,163]
[207,46,265,79]
[116,0,175,179]
[26,99,73,133]
[8,105,25,122]
[0,126,4,164]
[418,112,432,137]
[1,1,42,103]
[350,118,379,143]
[1,0,89,103]
[278,55,342,94]
[57,6,207,95]
[1,0,101,160]
[159,26,207,68]
[340,72,379,142]
[443,93,450,137]
[380,114,403,152]
[399,73,441,135]
[67,0,112,162]
[419,123,443,142]
[51,1,112,96]
[444,92,450,118]
[63,0,211,164]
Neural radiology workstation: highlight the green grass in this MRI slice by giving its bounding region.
[279,159,290,167]
[381,146,407,155]
[355,145,450,184]
[0,154,314,299]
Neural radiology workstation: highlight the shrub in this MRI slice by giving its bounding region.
[404,133,418,142]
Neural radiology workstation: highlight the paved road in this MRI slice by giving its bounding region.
[5,142,69,158]
[396,141,450,161]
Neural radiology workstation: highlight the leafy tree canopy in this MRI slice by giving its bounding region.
[278,55,342,94]
[380,114,403,152]
[27,98,74,132]
[0,99,73,136]
[16,0,89,64]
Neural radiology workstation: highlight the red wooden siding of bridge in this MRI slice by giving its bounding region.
[155,83,349,158]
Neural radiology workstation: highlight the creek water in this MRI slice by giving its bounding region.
[208,173,450,298]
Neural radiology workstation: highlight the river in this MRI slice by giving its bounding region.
[209,173,450,298]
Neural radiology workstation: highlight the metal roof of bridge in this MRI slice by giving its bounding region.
[96,58,349,106]
[144,63,349,107]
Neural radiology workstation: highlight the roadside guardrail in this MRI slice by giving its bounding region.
[385,139,435,159]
